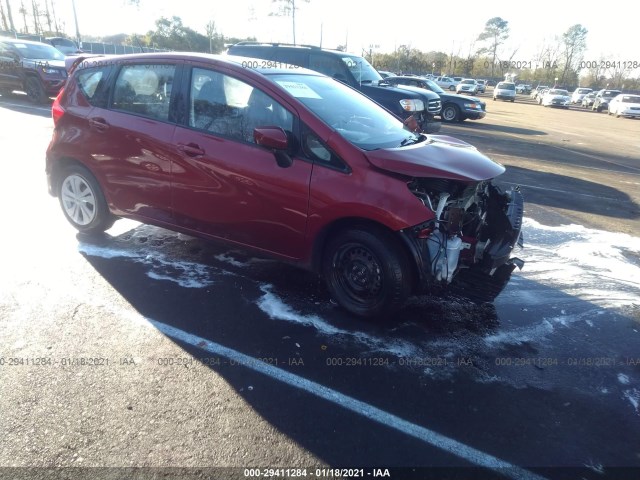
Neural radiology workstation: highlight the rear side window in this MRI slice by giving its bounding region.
[112,64,176,121]
[75,66,111,107]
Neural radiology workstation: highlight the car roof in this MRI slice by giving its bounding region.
[69,52,322,77]
[0,36,51,46]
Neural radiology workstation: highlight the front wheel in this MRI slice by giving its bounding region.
[58,164,115,234]
[322,227,411,318]
[441,104,461,122]
[25,76,47,104]
[449,85,455,91]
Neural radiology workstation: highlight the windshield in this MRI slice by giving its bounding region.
[497,83,515,90]
[11,42,64,60]
[549,89,569,96]
[622,95,640,103]
[341,55,382,84]
[577,88,591,94]
[603,90,621,97]
[271,73,413,150]
[462,79,475,84]
[422,78,445,94]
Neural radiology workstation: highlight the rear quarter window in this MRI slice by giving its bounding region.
[75,66,112,108]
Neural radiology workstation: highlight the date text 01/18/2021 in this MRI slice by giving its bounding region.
[243,468,391,478]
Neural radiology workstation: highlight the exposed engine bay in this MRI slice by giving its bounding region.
[405,177,524,301]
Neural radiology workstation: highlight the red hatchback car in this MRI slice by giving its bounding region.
[46,53,524,318]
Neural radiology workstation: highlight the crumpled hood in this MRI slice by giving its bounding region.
[365,135,505,181]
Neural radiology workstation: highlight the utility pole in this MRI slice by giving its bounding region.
[71,0,81,45]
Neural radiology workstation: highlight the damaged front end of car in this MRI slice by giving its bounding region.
[402,177,524,303]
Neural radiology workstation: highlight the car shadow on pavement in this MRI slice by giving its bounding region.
[498,166,639,221]
[451,121,547,137]
[76,225,640,477]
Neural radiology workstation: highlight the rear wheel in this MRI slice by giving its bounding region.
[322,227,411,318]
[58,164,115,234]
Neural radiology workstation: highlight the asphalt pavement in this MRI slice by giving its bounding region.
[1,93,639,480]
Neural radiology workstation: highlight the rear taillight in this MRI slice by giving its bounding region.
[52,88,65,125]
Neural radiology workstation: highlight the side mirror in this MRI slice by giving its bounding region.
[253,127,293,168]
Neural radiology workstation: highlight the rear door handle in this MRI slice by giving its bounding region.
[88,117,109,131]
[177,143,205,157]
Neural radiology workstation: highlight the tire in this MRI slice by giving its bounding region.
[322,227,411,318]
[441,104,460,123]
[58,164,115,234]
[511,99,515,103]
[449,85,455,91]
[25,76,47,104]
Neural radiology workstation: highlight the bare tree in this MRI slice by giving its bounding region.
[476,17,509,77]
[269,0,310,45]
[559,24,587,84]
[0,2,8,30]
[19,0,28,33]
[5,0,16,31]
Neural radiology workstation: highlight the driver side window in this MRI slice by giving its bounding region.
[189,67,294,144]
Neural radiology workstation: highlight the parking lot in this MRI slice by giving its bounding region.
[0,90,639,480]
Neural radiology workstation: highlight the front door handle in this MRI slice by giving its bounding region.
[177,143,205,157]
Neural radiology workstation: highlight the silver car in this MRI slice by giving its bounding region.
[493,82,516,102]
[456,78,478,95]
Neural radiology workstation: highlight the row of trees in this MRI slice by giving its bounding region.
[370,18,639,90]
[0,0,65,36]
[2,3,638,89]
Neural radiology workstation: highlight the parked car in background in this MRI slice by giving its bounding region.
[0,36,67,103]
[475,79,486,93]
[592,89,623,112]
[456,78,478,95]
[227,43,442,132]
[581,92,597,108]
[435,76,457,91]
[571,87,592,104]
[536,88,550,104]
[607,94,640,118]
[515,84,531,94]
[384,76,486,123]
[531,85,548,100]
[493,81,516,102]
[44,37,82,55]
[541,88,571,108]
[47,53,524,317]
[452,76,463,86]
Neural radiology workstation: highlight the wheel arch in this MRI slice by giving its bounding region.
[309,217,419,288]
[49,156,96,198]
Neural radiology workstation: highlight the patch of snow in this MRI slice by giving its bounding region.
[623,389,639,413]
[617,373,630,385]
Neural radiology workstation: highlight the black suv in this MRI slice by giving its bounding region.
[227,42,442,133]
[0,37,67,103]
[384,76,486,123]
